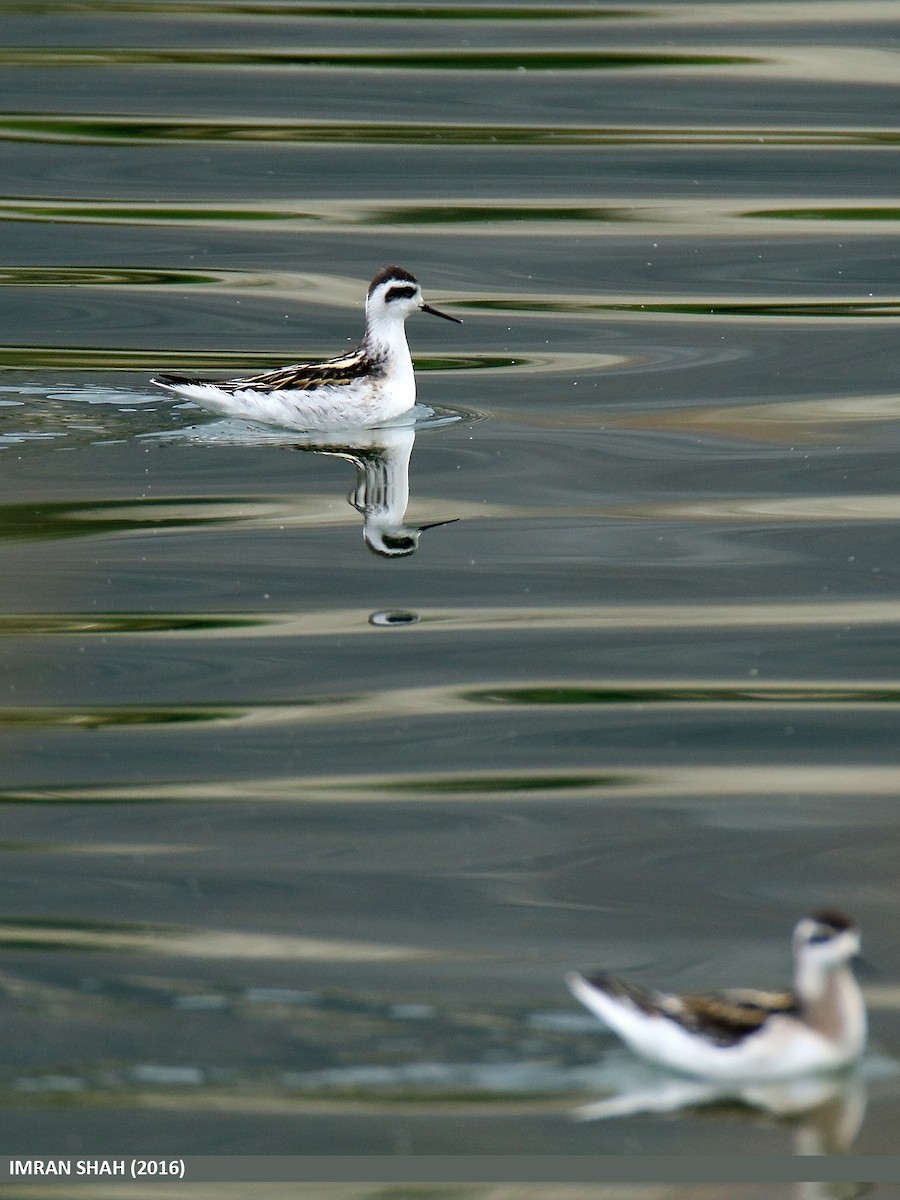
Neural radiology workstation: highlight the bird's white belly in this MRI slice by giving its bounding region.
[627,1014,850,1081]
[179,374,416,432]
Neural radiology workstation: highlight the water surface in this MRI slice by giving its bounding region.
[0,0,899,1173]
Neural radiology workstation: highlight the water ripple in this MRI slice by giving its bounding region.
[1,600,898,640]
[5,3,648,18]
[0,48,762,70]
[5,681,900,734]
[8,116,888,147]
[2,116,896,147]
[5,198,900,234]
[0,918,440,961]
[5,764,900,806]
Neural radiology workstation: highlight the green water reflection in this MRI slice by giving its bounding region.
[7,2,647,18]
[0,614,261,635]
[0,498,252,542]
[0,48,759,70]
[464,299,900,319]
[4,116,895,146]
[4,684,899,733]
[0,347,514,370]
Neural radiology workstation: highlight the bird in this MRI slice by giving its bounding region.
[566,911,867,1081]
[151,266,462,432]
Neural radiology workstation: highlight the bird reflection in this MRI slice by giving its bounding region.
[574,1069,869,1198]
[295,425,456,558]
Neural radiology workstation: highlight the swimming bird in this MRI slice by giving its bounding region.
[151,266,462,431]
[566,911,866,1081]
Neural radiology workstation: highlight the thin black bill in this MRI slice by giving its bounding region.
[420,303,463,324]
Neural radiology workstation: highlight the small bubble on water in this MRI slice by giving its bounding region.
[369,610,419,627]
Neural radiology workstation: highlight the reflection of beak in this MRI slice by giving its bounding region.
[420,303,463,324]
[417,517,460,532]
[363,517,458,558]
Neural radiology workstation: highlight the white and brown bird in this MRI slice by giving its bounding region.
[152,266,461,431]
[566,912,866,1081]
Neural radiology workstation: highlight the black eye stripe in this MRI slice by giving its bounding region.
[385,285,417,302]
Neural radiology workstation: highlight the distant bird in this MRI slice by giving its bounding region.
[152,266,461,431]
[566,912,866,1081]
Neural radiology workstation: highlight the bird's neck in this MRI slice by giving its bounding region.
[364,311,412,364]
[796,962,866,1050]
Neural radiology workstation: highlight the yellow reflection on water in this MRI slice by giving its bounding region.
[617,393,900,443]
[0,921,443,961]
[2,599,900,640]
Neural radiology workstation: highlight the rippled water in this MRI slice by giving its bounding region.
[1,0,900,1174]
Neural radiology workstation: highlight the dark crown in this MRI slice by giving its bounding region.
[809,910,855,933]
[369,265,418,294]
